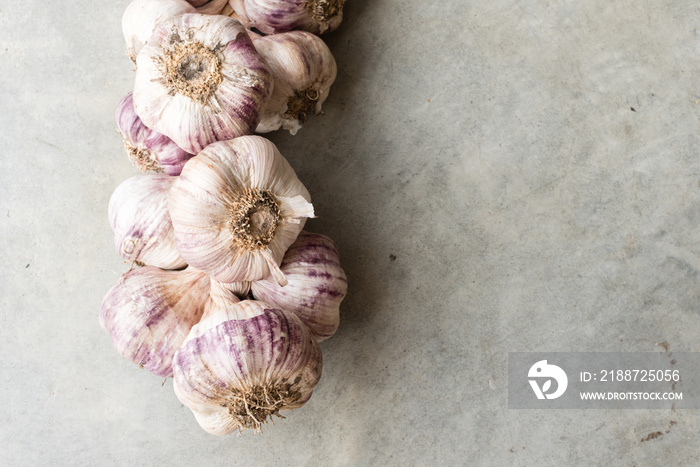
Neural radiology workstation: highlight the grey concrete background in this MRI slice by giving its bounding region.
[1,0,699,465]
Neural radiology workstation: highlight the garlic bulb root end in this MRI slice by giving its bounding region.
[228,189,281,251]
[157,36,223,103]
[124,141,164,173]
[310,0,346,25]
[284,87,321,125]
[222,381,300,433]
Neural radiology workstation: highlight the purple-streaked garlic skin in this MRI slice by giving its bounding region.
[123,0,197,64]
[251,231,346,341]
[253,31,337,135]
[109,174,187,269]
[116,93,193,176]
[233,0,345,35]
[99,266,211,378]
[133,13,273,154]
[172,298,322,435]
[169,136,314,285]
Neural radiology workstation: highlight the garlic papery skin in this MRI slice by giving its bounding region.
[116,93,194,176]
[253,31,337,135]
[172,293,322,434]
[169,135,315,285]
[132,13,273,154]
[221,280,252,299]
[109,174,187,269]
[99,266,210,378]
[232,0,346,35]
[225,0,250,25]
[122,0,196,64]
[251,231,346,342]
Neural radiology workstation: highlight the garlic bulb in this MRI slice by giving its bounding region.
[169,135,314,285]
[251,231,346,341]
[172,284,322,434]
[99,266,210,378]
[122,0,196,64]
[109,174,186,269]
[253,31,337,135]
[228,0,346,35]
[116,93,193,176]
[133,13,273,154]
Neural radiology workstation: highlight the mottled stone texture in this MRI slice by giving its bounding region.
[1,0,699,465]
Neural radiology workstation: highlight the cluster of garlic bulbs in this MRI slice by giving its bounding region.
[100,0,347,435]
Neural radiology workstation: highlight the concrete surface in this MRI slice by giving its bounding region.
[1,0,699,465]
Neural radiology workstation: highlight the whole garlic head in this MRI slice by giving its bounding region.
[253,31,337,135]
[116,92,193,176]
[169,135,315,285]
[172,286,322,434]
[229,0,346,35]
[99,266,210,378]
[109,174,186,269]
[251,231,346,341]
[122,0,196,64]
[133,13,273,154]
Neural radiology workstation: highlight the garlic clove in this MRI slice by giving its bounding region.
[251,231,346,342]
[233,0,346,35]
[109,174,187,269]
[253,31,337,135]
[132,13,273,154]
[172,295,322,434]
[116,92,194,176]
[169,135,314,285]
[99,266,210,378]
[122,0,197,65]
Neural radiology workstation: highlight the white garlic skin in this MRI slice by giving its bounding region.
[109,174,187,269]
[251,231,346,341]
[116,93,193,176]
[169,135,315,285]
[133,13,273,154]
[230,0,346,35]
[122,0,196,64]
[172,296,322,434]
[223,0,250,24]
[253,31,337,135]
[99,266,210,378]
[227,0,249,21]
